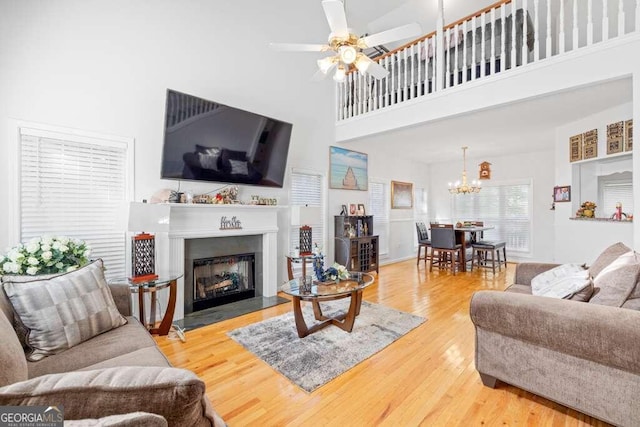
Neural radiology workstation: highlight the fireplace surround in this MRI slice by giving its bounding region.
[129,202,281,321]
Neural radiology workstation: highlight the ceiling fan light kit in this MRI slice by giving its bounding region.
[270,0,421,84]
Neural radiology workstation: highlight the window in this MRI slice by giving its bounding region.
[452,181,531,253]
[599,173,633,218]
[19,126,132,278]
[290,170,325,275]
[369,180,389,255]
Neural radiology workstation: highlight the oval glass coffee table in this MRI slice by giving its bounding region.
[280,272,374,338]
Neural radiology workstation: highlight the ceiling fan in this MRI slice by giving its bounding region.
[270,0,422,83]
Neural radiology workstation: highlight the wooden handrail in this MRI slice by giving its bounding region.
[369,0,514,63]
[444,0,513,30]
[372,30,437,62]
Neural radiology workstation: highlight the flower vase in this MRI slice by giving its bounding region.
[583,209,594,218]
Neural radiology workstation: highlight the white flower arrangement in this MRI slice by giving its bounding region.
[0,236,91,276]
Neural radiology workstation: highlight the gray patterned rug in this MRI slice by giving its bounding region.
[227,300,426,392]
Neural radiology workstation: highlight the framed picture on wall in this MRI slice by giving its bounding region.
[391,181,413,209]
[553,185,571,203]
[606,121,624,155]
[583,129,598,159]
[569,134,582,162]
[329,146,368,191]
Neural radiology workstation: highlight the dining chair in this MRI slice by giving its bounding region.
[429,223,463,275]
[415,222,431,266]
[470,223,507,274]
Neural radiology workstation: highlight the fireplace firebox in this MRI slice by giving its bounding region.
[192,253,255,312]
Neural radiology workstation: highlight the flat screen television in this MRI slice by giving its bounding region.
[161,89,292,188]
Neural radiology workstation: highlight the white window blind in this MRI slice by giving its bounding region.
[290,171,325,276]
[601,180,633,218]
[369,181,389,255]
[453,182,531,253]
[20,129,130,278]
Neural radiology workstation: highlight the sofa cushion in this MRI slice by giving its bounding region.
[530,264,590,299]
[0,367,218,427]
[79,346,170,372]
[3,260,127,361]
[590,263,640,307]
[588,242,632,278]
[27,316,156,378]
[0,309,28,387]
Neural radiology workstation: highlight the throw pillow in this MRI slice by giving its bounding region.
[588,242,632,278]
[530,264,591,299]
[228,159,249,175]
[590,263,640,307]
[594,250,639,280]
[195,144,220,156]
[2,259,127,361]
[197,153,220,170]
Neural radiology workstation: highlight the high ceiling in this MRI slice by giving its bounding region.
[345,77,633,165]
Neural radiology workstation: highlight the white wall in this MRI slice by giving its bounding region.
[0,0,337,287]
[428,149,556,262]
[554,102,634,263]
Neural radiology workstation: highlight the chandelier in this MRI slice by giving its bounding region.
[448,146,482,194]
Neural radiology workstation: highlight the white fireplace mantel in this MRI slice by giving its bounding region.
[129,202,282,321]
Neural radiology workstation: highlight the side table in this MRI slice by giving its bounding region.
[108,274,182,336]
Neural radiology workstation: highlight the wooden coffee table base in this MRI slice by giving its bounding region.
[292,290,363,338]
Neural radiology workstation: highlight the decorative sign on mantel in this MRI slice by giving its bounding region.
[220,216,242,230]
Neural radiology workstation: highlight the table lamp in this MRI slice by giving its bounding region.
[128,202,170,283]
[291,205,322,255]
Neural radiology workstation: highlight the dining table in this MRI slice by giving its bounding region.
[453,225,495,272]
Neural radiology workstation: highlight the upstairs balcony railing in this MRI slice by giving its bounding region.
[336,0,640,121]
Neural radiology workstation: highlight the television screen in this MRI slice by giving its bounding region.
[161,89,292,188]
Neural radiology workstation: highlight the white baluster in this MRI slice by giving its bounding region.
[480,12,486,78]
[336,81,341,121]
[435,0,445,91]
[511,0,517,67]
[462,20,468,83]
[501,4,506,70]
[378,60,383,107]
[418,40,424,96]
[618,0,625,35]
[587,0,594,45]
[546,0,552,57]
[343,75,348,119]
[533,0,540,61]
[471,16,477,80]
[522,0,528,64]
[491,7,496,74]
[452,25,458,86]
[603,0,609,41]
[391,54,396,105]
[403,48,408,100]
[410,44,416,98]
[347,73,353,118]
[443,27,449,88]
[559,0,565,53]
[385,56,390,107]
[359,72,364,115]
[573,0,579,50]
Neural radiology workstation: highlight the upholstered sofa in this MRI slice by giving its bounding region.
[470,242,640,426]
[0,265,225,426]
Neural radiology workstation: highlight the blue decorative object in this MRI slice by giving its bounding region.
[313,254,349,282]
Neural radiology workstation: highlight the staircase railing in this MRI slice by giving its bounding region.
[337,0,639,122]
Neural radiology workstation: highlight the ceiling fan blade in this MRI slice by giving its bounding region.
[322,0,349,38]
[360,22,422,48]
[364,60,389,80]
[269,43,328,52]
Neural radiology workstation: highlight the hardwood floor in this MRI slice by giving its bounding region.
[155,260,609,426]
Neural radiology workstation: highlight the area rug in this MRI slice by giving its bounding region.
[227,300,426,392]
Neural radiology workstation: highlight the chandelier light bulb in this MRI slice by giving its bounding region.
[317,56,335,74]
[354,54,371,73]
[339,45,357,64]
[333,65,346,82]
